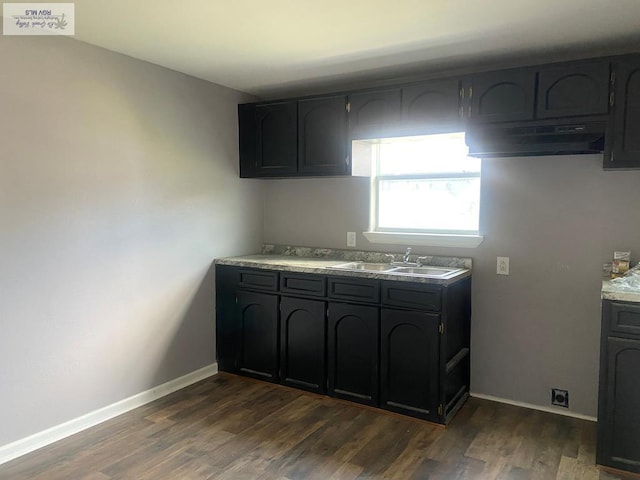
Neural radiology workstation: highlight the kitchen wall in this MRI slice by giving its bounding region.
[263,154,640,417]
[0,35,262,446]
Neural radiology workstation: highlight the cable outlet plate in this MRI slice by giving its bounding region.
[347,232,356,247]
[551,388,569,408]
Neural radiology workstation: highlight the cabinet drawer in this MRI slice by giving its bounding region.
[238,269,278,291]
[280,273,326,297]
[382,281,442,312]
[608,301,640,336]
[328,277,380,303]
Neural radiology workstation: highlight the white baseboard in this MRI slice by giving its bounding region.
[470,392,597,422]
[0,363,218,466]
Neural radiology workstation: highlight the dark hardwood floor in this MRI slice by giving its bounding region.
[0,374,628,479]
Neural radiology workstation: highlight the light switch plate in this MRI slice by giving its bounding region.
[497,256,510,275]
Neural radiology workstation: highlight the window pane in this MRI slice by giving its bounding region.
[378,132,480,175]
[377,177,480,233]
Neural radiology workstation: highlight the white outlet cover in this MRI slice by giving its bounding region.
[497,256,510,275]
[347,232,356,247]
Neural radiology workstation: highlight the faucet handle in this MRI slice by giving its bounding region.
[384,253,395,264]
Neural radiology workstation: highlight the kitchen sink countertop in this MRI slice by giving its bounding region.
[602,279,640,303]
[215,245,472,286]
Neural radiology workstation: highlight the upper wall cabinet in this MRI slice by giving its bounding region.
[536,61,610,119]
[606,56,640,169]
[239,101,297,178]
[298,95,349,175]
[468,69,537,123]
[402,78,463,131]
[348,88,401,139]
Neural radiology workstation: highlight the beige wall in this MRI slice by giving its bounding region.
[0,35,262,445]
[263,154,640,417]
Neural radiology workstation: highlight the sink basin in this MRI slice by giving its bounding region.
[328,262,397,272]
[390,266,463,278]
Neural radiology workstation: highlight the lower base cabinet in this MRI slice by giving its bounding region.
[215,265,471,425]
[380,308,440,422]
[327,302,379,406]
[597,299,640,473]
[280,296,326,394]
[237,290,279,381]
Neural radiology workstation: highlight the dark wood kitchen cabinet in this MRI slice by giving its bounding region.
[238,101,297,178]
[236,290,279,381]
[380,308,440,422]
[215,263,471,424]
[597,299,640,474]
[280,296,326,394]
[606,56,640,169]
[536,61,610,119]
[347,88,401,139]
[327,302,379,406]
[468,69,537,123]
[402,78,464,129]
[298,95,349,175]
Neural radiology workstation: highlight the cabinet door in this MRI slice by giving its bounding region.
[238,101,297,178]
[237,290,279,381]
[536,62,610,119]
[280,297,326,394]
[469,69,536,123]
[215,266,239,373]
[327,302,379,406]
[298,96,349,175]
[607,56,640,169]
[348,89,401,139]
[380,309,440,421]
[402,78,463,129]
[598,336,640,473]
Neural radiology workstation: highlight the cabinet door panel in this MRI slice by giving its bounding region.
[298,96,348,175]
[348,89,401,138]
[599,337,640,472]
[537,62,610,118]
[239,102,297,177]
[215,266,240,373]
[280,297,326,393]
[402,79,462,128]
[327,303,379,406]
[381,309,439,421]
[470,70,536,123]
[607,56,640,168]
[237,291,279,381]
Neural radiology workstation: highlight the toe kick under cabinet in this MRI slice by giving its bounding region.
[215,265,471,425]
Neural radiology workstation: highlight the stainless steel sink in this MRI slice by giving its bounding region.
[390,266,463,278]
[327,262,397,272]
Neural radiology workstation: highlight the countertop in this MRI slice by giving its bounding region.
[602,279,640,303]
[214,254,471,286]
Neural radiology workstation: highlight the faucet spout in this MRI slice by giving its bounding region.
[403,247,412,263]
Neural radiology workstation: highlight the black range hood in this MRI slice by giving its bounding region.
[466,120,607,158]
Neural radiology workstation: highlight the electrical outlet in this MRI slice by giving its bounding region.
[551,388,569,408]
[497,256,510,275]
[347,232,356,247]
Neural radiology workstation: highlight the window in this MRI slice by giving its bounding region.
[354,132,483,248]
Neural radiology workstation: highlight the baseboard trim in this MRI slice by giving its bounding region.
[470,392,597,422]
[0,363,218,466]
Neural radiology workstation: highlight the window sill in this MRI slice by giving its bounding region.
[362,231,484,249]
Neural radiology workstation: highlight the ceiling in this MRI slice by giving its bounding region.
[24,1,640,97]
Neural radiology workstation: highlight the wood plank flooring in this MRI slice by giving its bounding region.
[0,373,629,479]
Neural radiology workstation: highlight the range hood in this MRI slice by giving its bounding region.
[466,121,606,158]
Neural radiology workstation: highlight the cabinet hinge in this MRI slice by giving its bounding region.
[235,295,238,304]
[459,106,464,118]
[468,87,473,99]
[346,102,351,113]
[459,87,464,99]
[439,323,444,334]
[610,71,616,84]
[438,404,444,416]
[609,92,615,107]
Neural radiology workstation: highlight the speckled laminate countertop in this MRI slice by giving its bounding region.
[214,254,471,286]
[602,280,640,303]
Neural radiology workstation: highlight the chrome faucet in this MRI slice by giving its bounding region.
[403,248,412,263]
